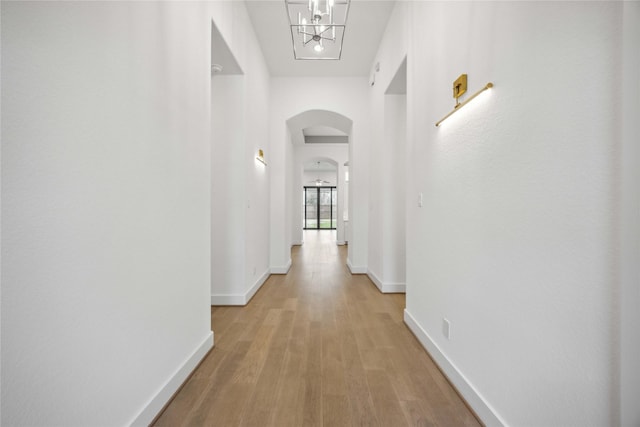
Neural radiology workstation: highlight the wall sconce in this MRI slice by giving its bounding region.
[435,74,493,127]
[256,149,267,165]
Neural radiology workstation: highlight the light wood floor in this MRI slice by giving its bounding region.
[153,231,481,427]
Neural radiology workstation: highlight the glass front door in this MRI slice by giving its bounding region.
[304,187,337,229]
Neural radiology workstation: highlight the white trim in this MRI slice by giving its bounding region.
[291,240,303,246]
[381,283,405,293]
[210,269,270,306]
[246,269,270,303]
[346,258,367,274]
[403,310,505,427]
[368,269,384,290]
[367,269,406,293]
[336,240,346,246]
[210,294,245,306]
[129,331,214,426]
[271,258,292,274]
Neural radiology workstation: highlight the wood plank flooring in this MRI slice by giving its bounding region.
[153,231,481,427]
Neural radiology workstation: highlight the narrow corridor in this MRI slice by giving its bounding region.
[154,231,480,426]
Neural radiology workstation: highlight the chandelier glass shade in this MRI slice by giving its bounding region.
[285,0,350,60]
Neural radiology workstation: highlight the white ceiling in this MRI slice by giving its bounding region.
[304,160,337,172]
[245,0,396,77]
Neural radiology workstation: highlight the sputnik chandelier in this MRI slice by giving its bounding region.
[285,0,350,60]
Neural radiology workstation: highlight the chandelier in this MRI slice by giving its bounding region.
[285,0,350,60]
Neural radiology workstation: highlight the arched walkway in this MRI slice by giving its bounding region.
[287,110,351,248]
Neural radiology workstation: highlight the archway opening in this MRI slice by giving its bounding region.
[287,110,352,248]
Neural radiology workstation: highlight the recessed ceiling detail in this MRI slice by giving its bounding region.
[303,125,347,136]
[304,136,348,144]
[302,125,348,144]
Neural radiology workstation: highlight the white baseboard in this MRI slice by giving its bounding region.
[271,259,292,274]
[367,269,383,290]
[245,269,270,303]
[210,269,270,306]
[382,283,405,293]
[403,310,505,427]
[346,258,367,274]
[210,293,245,305]
[130,331,214,426]
[336,240,346,246]
[291,240,303,246]
[366,270,406,293]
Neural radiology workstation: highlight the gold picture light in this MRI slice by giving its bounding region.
[436,74,493,127]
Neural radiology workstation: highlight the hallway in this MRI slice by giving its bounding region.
[154,231,480,426]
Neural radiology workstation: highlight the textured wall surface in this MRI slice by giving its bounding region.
[368,1,629,425]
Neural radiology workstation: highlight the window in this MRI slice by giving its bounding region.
[304,186,337,229]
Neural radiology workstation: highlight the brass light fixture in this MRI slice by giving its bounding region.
[453,74,468,106]
[436,74,493,127]
[256,149,267,165]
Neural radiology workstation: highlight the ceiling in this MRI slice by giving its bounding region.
[304,160,337,172]
[245,0,396,77]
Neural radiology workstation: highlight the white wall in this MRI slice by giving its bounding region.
[367,4,409,293]
[242,10,271,301]
[369,1,633,425]
[620,2,640,426]
[270,78,371,273]
[382,95,406,288]
[367,92,407,292]
[1,2,213,425]
[209,2,271,305]
[211,76,246,303]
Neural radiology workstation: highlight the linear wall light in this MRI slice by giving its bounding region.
[435,74,493,127]
[256,149,267,165]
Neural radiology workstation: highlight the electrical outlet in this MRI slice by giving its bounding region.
[442,318,451,340]
[418,193,423,207]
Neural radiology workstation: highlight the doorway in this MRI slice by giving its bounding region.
[304,186,337,230]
